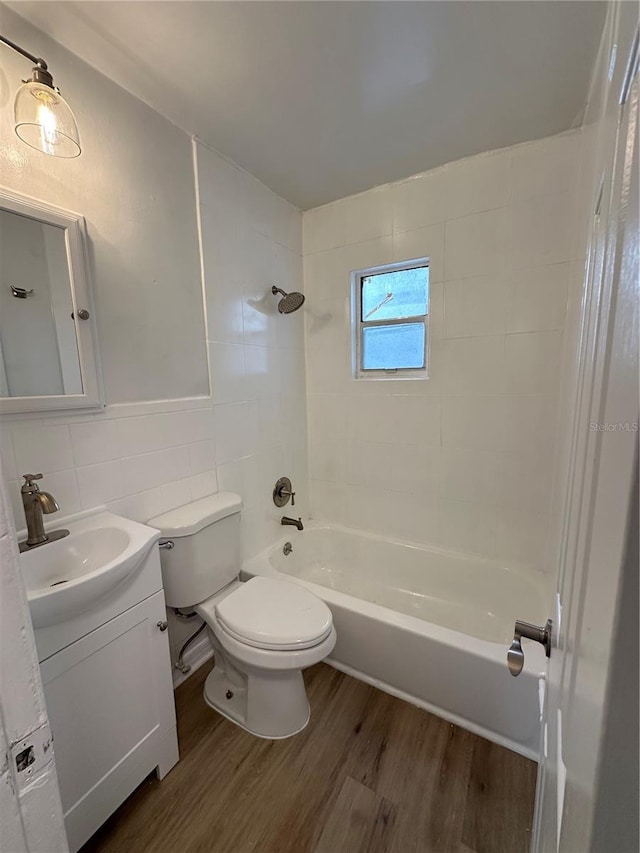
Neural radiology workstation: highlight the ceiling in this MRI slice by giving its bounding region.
[9,1,606,209]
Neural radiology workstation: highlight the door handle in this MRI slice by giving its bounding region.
[507,618,552,676]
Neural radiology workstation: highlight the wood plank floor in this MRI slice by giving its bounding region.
[81,662,537,853]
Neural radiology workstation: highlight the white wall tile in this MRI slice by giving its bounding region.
[510,132,581,202]
[276,347,307,397]
[440,448,501,504]
[390,396,441,445]
[272,194,302,254]
[386,444,440,496]
[443,275,508,339]
[441,335,506,395]
[346,440,391,490]
[343,186,393,245]
[125,446,190,495]
[256,396,282,449]
[245,171,276,240]
[497,452,554,512]
[444,149,511,220]
[309,479,347,522]
[305,299,347,353]
[244,345,279,399]
[445,208,507,281]
[507,262,569,333]
[214,402,251,465]
[187,440,217,476]
[309,438,347,483]
[187,471,219,502]
[12,425,74,475]
[348,395,440,446]
[505,331,563,395]
[209,342,247,404]
[392,168,447,234]
[393,223,445,283]
[501,395,558,455]
[303,202,347,254]
[206,277,245,345]
[507,191,576,270]
[172,409,215,445]
[307,394,348,444]
[0,429,17,481]
[70,419,122,466]
[441,396,504,451]
[76,459,129,508]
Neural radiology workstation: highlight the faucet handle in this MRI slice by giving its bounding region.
[22,473,43,490]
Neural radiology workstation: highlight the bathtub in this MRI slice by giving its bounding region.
[242,522,549,759]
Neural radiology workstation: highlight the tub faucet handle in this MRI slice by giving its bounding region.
[507,636,525,676]
[273,476,295,507]
[507,618,552,677]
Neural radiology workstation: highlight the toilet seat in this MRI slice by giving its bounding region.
[202,576,333,651]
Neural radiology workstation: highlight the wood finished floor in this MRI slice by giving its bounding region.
[81,662,537,853]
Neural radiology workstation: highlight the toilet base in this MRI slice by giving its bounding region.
[203,664,311,739]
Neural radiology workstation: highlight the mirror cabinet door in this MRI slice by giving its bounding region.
[0,190,101,414]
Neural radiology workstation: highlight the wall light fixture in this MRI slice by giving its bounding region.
[1,33,81,158]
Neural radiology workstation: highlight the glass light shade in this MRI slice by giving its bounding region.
[14,81,81,158]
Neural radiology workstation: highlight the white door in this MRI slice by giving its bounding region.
[531,8,639,852]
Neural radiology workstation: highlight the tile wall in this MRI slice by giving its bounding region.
[303,131,587,575]
[1,142,305,566]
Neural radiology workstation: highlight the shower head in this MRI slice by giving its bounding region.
[271,286,305,314]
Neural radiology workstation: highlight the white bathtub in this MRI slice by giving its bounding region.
[243,522,550,759]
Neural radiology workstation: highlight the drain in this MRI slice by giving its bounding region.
[50,580,69,587]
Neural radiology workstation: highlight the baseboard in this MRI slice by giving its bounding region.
[172,632,214,689]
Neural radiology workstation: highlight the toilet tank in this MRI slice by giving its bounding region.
[148,492,242,608]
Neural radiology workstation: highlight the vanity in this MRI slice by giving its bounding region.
[20,509,179,853]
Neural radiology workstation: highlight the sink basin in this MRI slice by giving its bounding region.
[20,511,160,629]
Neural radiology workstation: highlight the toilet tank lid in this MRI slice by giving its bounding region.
[148,492,242,537]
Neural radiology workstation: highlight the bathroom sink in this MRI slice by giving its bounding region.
[20,511,160,629]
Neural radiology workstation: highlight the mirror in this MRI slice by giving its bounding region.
[0,189,101,413]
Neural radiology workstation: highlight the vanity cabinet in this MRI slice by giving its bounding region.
[36,552,178,852]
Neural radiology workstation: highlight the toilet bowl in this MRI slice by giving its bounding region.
[149,494,336,738]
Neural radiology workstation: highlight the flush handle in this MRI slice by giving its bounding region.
[157,621,168,632]
[507,618,552,677]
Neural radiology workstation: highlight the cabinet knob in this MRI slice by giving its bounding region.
[157,621,168,632]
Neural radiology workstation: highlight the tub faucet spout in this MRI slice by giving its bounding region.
[281,516,304,531]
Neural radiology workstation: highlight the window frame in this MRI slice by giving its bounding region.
[351,256,430,380]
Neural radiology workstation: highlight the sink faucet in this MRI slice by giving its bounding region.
[19,474,69,553]
[280,516,304,531]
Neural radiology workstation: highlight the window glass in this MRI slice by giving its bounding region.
[361,266,429,322]
[362,322,426,370]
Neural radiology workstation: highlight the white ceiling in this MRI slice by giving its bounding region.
[9,1,606,209]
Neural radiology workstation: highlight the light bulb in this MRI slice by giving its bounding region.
[14,81,81,158]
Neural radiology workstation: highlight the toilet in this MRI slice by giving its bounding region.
[149,493,336,739]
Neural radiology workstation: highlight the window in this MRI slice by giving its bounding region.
[353,258,429,378]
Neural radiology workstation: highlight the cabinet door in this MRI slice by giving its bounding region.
[40,591,178,852]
